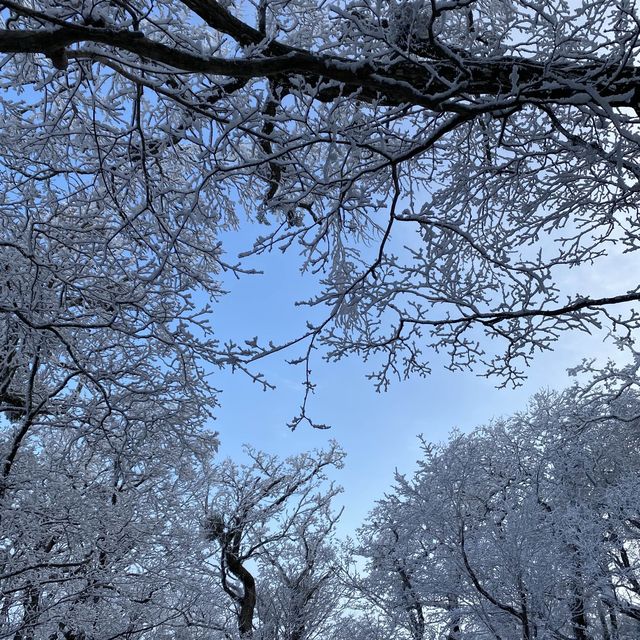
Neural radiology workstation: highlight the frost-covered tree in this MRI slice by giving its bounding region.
[0,431,351,640]
[354,361,640,640]
[0,409,222,640]
[254,527,348,640]
[4,2,640,633]
[1,0,640,407]
[203,443,346,638]
[0,205,226,637]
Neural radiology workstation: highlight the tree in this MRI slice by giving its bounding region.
[0,427,351,640]
[353,360,640,639]
[1,0,639,416]
[0,195,226,637]
[254,525,348,640]
[4,1,640,633]
[0,405,222,640]
[202,443,346,638]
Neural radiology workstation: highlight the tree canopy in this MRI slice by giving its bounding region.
[5,357,640,640]
[2,0,640,424]
[353,359,640,640]
[3,2,640,636]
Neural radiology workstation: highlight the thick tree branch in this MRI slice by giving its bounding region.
[1,26,639,110]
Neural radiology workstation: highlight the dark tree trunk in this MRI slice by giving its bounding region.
[225,549,256,638]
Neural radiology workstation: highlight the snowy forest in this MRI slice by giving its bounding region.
[1,0,640,638]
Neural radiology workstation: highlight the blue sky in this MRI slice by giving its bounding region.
[209,224,636,535]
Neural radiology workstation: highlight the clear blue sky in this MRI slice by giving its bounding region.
[208,224,634,535]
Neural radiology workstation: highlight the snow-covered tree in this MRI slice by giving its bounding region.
[1,0,640,403]
[203,443,347,638]
[0,205,226,637]
[354,361,640,639]
[4,2,640,630]
[0,408,222,640]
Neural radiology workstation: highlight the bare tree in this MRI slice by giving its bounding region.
[0,0,639,419]
[353,361,640,639]
[203,443,345,639]
[0,404,221,640]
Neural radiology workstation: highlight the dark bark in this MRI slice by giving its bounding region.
[596,599,612,640]
[446,594,462,640]
[224,547,256,638]
[206,518,256,638]
[0,5,639,113]
[396,562,425,640]
[567,544,590,640]
[459,527,530,639]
